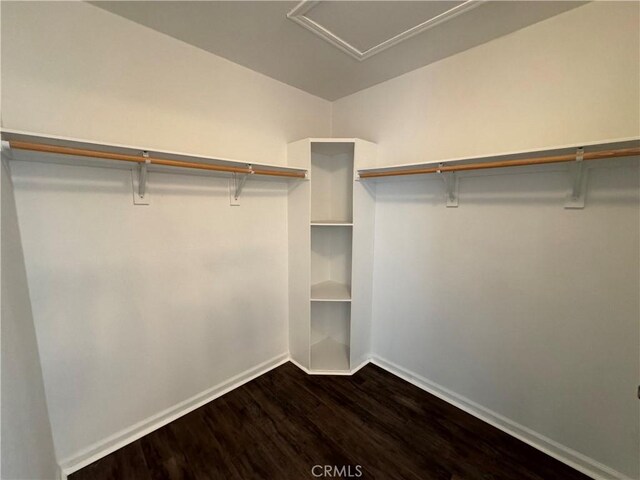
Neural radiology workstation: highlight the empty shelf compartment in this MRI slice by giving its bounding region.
[311,280,351,301]
[311,302,350,372]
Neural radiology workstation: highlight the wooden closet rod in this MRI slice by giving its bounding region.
[8,140,307,179]
[358,147,640,179]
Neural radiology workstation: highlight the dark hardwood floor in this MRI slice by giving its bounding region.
[71,362,590,480]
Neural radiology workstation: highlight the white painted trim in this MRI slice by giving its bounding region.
[290,357,352,376]
[348,358,370,375]
[370,355,633,480]
[60,352,289,476]
[289,356,312,374]
[306,370,351,376]
[289,356,370,376]
[288,1,483,61]
[310,222,354,226]
[308,138,360,143]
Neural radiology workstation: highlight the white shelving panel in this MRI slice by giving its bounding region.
[311,221,353,226]
[287,139,313,369]
[350,139,378,369]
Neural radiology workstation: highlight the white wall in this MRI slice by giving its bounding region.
[1,0,331,467]
[332,2,639,167]
[1,159,58,480]
[333,2,640,479]
[1,1,330,165]
[10,158,291,464]
[371,163,639,479]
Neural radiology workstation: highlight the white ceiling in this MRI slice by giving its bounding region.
[92,1,585,101]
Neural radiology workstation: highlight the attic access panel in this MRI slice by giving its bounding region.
[288,1,480,60]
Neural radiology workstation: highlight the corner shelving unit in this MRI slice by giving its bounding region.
[288,138,377,374]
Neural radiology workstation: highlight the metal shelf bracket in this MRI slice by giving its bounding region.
[438,164,459,207]
[565,147,587,209]
[1,141,12,163]
[230,166,252,206]
[133,152,151,205]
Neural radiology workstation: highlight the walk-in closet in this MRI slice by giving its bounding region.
[2,2,639,480]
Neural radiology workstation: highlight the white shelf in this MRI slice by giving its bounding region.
[308,138,358,143]
[357,137,640,177]
[311,221,353,226]
[311,281,351,301]
[311,337,350,371]
[1,128,307,177]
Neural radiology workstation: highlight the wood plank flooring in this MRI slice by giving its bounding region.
[70,362,590,480]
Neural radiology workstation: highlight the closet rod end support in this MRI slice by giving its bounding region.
[565,147,587,209]
[438,164,459,207]
[1,141,13,160]
[132,156,151,206]
[230,171,249,206]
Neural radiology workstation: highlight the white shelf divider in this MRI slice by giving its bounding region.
[311,221,353,226]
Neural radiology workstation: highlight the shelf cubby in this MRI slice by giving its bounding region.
[311,302,350,371]
[311,281,351,302]
[311,225,352,300]
[310,143,354,223]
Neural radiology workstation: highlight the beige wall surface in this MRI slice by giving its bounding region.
[332,2,640,167]
[1,160,58,480]
[1,1,331,166]
[1,0,330,465]
[333,3,640,478]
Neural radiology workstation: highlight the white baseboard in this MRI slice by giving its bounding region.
[289,356,371,376]
[59,352,289,476]
[370,355,633,480]
[288,356,311,373]
[349,358,370,374]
